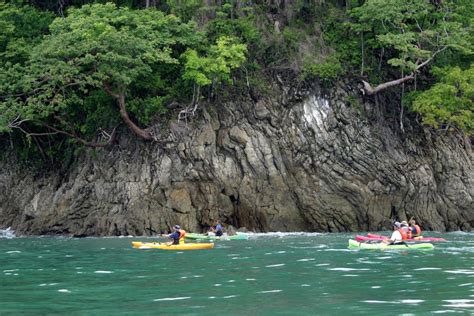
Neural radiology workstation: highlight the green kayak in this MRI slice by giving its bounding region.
[185,232,249,241]
[348,239,434,250]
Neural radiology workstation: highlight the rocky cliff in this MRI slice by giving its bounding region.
[0,78,472,236]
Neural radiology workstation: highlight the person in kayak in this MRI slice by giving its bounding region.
[400,220,411,235]
[208,220,224,237]
[383,222,408,244]
[408,219,422,238]
[168,225,186,245]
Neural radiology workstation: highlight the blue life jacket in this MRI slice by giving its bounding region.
[215,224,223,236]
[169,231,180,245]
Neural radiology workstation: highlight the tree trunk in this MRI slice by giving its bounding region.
[103,83,153,141]
[117,93,153,140]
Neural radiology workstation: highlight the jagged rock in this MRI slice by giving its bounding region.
[0,81,472,236]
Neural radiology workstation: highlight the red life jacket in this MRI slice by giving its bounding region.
[398,228,408,240]
[178,229,186,244]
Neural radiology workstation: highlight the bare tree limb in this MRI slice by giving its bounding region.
[362,75,414,95]
[8,116,116,147]
[362,46,449,95]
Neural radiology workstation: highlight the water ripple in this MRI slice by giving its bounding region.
[445,269,474,275]
[153,297,191,302]
[265,264,285,268]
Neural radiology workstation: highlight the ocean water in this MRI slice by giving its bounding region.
[1,232,473,315]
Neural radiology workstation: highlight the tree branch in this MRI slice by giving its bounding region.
[362,45,449,95]
[103,82,153,140]
[362,74,415,95]
[8,116,116,147]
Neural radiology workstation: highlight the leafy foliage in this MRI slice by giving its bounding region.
[0,3,54,66]
[350,0,473,75]
[302,55,343,83]
[0,3,200,138]
[412,65,474,135]
[182,36,247,89]
[1,0,473,163]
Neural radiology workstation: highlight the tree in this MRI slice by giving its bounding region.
[180,36,247,120]
[351,0,472,95]
[412,65,473,135]
[0,3,54,66]
[0,3,200,145]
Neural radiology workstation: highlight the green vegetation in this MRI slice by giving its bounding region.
[412,66,474,135]
[0,0,472,163]
[302,56,343,83]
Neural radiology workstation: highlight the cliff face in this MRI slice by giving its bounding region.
[0,81,472,236]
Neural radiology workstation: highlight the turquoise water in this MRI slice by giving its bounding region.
[1,232,473,315]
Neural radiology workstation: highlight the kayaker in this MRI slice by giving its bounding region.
[168,225,186,245]
[214,221,223,237]
[383,222,407,244]
[408,219,422,238]
[400,220,411,235]
[208,220,224,237]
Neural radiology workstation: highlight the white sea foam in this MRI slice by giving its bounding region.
[290,245,327,249]
[153,297,191,302]
[6,251,21,254]
[296,258,315,262]
[94,271,113,274]
[343,274,359,277]
[443,299,474,304]
[458,283,472,287]
[265,264,285,268]
[58,289,70,293]
[400,299,424,304]
[371,286,381,289]
[328,268,370,271]
[246,279,256,281]
[301,284,310,287]
[445,269,474,275]
[223,295,238,299]
[258,290,282,293]
[442,300,474,308]
[414,268,442,271]
[247,232,324,238]
[231,256,250,260]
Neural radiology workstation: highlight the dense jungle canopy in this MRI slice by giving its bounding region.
[0,0,472,163]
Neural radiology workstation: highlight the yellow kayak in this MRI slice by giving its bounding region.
[132,241,214,250]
